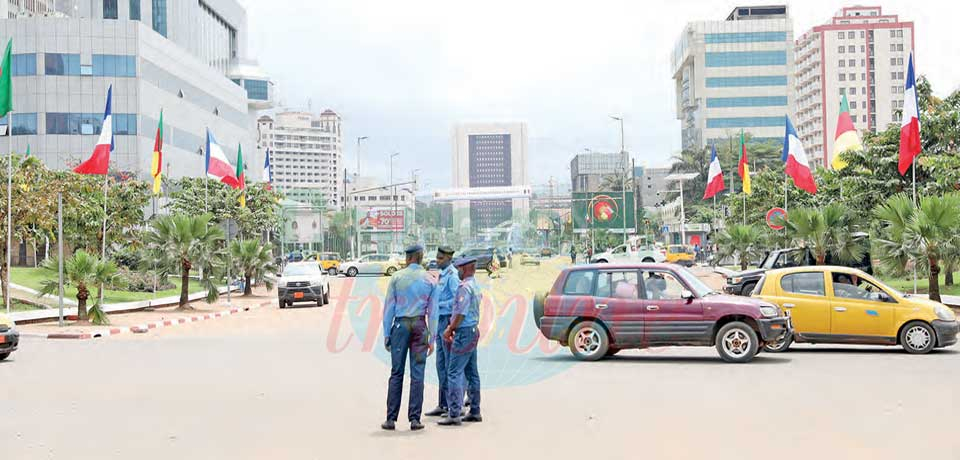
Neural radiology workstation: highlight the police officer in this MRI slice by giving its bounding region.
[424,246,460,418]
[438,257,483,426]
[381,244,437,431]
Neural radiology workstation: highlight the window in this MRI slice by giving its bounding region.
[837,32,844,39]
[839,73,846,81]
[832,273,895,302]
[596,271,640,299]
[642,271,688,300]
[861,73,866,81]
[243,79,269,100]
[103,0,118,19]
[849,59,855,67]
[705,96,788,108]
[780,272,825,296]
[45,113,136,135]
[43,53,80,75]
[847,31,855,39]
[848,45,855,53]
[838,46,845,54]
[890,29,896,37]
[129,0,140,19]
[0,113,38,135]
[705,75,788,87]
[850,101,857,109]
[839,88,846,95]
[849,73,856,81]
[860,30,865,38]
[838,59,845,67]
[890,44,897,52]
[563,270,596,295]
[92,54,136,77]
[152,0,167,36]
[11,54,36,76]
[704,51,787,67]
[860,45,865,52]
[703,31,787,44]
[705,117,785,129]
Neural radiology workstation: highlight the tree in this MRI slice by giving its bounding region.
[38,250,117,324]
[229,240,276,296]
[144,213,225,310]
[714,224,763,270]
[783,204,864,265]
[165,178,282,240]
[874,193,960,302]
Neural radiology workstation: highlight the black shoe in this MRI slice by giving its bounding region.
[381,420,396,430]
[464,399,471,407]
[462,414,483,423]
[437,416,462,426]
[410,420,424,431]
[424,407,447,417]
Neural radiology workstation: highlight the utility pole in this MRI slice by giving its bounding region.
[390,152,399,252]
[356,136,368,176]
[610,115,627,245]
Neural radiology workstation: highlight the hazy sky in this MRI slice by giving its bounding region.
[242,0,959,191]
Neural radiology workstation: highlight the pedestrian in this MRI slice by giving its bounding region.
[424,246,460,418]
[569,244,577,264]
[381,244,437,432]
[488,249,501,278]
[439,257,483,426]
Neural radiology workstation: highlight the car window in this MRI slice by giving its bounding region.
[563,270,596,295]
[641,270,687,300]
[611,246,625,254]
[595,271,639,299]
[780,272,825,296]
[832,273,895,302]
[283,264,321,276]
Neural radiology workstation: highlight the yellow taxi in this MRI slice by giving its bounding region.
[754,266,959,354]
[665,244,695,267]
[306,252,342,276]
[0,311,19,361]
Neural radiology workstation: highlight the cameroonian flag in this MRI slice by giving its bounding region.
[832,93,862,170]
[236,144,246,208]
[737,129,751,195]
[24,144,30,157]
[0,38,12,119]
[151,110,163,195]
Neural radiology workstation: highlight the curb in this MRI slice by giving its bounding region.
[21,301,272,340]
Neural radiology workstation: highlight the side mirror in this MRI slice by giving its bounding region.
[681,289,695,300]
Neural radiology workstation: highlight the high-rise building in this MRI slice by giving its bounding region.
[672,5,795,151]
[2,0,58,17]
[257,110,343,209]
[451,122,529,233]
[635,165,672,209]
[795,6,914,168]
[569,152,629,193]
[0,0,273,182]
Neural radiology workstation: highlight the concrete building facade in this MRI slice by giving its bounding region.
[635,165,672,209]
[795,6,914,168]
[451,122,529,233]
[0,0,273,183]
[569,151,629,193]
[672,5,795,151]
[257,110,343,209]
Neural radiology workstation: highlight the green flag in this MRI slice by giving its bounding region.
[24,144,30,157]
[0,38,12,119]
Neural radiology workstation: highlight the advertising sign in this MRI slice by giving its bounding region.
[572,191,636,232]
[358,209,405,232]
[432,185,532,202]
[766,207,787,230]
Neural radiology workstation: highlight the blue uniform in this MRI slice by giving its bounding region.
[445,276,482,419]
[383,263,437,423]
[429,264,460,411]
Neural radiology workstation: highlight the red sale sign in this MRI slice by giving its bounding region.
[359,209,406,231]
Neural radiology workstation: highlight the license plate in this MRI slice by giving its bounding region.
[294,292,304,299]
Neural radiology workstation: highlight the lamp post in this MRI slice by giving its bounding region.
[390,152,399,252]
[610,115,627,245]
[356,136,368,176]
[664,173,699,245]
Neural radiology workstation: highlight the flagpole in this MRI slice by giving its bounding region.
[57,192,64,326]
[5,112,11,314]
[912,157,918,294]
[99,170,107,306]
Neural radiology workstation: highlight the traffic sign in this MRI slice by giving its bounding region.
[766,207,787,230]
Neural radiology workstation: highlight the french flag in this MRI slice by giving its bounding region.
[74,85,113,175]
[262,148,272,190]
[782,116,817,194]
[205,129,240,188]
[702,144,725,199]
[898,52,921,175]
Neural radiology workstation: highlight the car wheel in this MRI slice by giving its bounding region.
[328,267,338,276]
[347,267,358,277]
[279,299,286,309]
[641,257,654,263]
[900,321,936,354]
[532,291,547,329]
[762,332,793,353]
[595,259,608,264]
[567,321,609,361]
[0,352,9,361]
[741,282,757,296]
[715,321,759,363]
[323,287,330,305]
[385,266,397,276]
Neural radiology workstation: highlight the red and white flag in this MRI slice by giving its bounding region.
[205,129,240,188]
[74,85,113,175]
[702,144,725,199]
[782,116,817,194]
[898,52,921,175]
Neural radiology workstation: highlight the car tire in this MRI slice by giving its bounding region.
[385,266,397,276]
[715,321,759,363]
[347,267,358,277]
[762,332,793,353]
[328,267,338,276]
[567,321,609,361]
[532,291,547,329]
[641,257,654,263]
[595,259,608,264]
[900,321,936,354]
[0,352,9,361]
[279,299,286,309]
[323,288,330,305]
[741,282,757,296]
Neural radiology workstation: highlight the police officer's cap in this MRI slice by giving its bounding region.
[453,257,477,268]
[404,244,424,254]
[437,245,455,256]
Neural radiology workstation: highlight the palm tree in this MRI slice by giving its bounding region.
[784,204,864,265]
[39,250,117,324]
[230,240,277,296]
[145,214,225,310]
[874,193,960,302]
[714,224,763,270]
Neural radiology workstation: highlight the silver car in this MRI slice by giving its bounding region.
[277,262,330,308]
[339,254,402,277]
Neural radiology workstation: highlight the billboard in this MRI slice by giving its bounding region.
[358,208,405,232]
[572,192,636,233]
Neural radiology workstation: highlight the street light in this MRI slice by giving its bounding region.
[390,152,400,252]
[664,172,699,245]
[610,115,627,245]
[409,169,421,241]
[356,136,368,176]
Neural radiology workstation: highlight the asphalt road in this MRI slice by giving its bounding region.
[2,268,958,460]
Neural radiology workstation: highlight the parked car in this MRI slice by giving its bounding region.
[306,252,342,276]
[460,248,508,270]
[517,248,542,266]
[277,262,330,308]
[665,244,695,267]
[725,242,873,296]
[532,263,791,363]
[0,311,19,361]
[590,244,665,264]
[339,253,402,277]
[753,266,958,354]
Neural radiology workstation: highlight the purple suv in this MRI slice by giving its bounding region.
[533,263,791,363]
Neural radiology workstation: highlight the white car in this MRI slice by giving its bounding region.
[277,262,330,308]
[339,254,403,277]
[590,244,665,264]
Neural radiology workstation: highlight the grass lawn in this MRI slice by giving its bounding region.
[11,299,43,312]
[10,267,205,305]
[878,271,960,297]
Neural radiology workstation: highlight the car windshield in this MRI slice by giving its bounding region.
[283,264,321,276]
[674,266,716,297]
